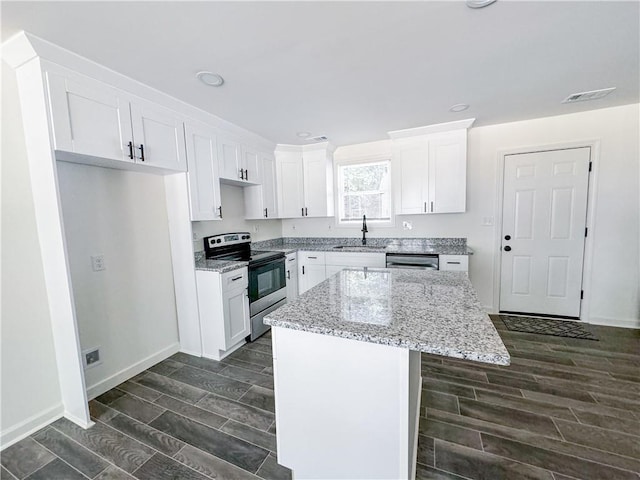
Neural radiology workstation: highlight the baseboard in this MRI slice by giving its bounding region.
[86,342,181,400]
[1,403,64,450]
[202,339,246,362]
[482,305,496,314]
[586,316,640,329]
[64,412,94,430]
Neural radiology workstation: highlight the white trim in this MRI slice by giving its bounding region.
[63,413,95,430]
[85,343,181,400]
[493,139,600,323]
[0,404,64,450]
[15,57,91,426]
[586,316,640,329]
[388,118,475,139]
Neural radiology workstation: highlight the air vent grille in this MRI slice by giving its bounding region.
[307,135,328,142]
[562,87,616,104]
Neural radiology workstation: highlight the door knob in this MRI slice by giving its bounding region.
[504,235,511,240]
[504,246,512,252]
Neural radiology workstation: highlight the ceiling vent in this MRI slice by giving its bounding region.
[562,87,616,104]
[307,135,328,142]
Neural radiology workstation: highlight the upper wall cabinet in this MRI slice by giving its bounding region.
[390,120,473,215]
[244,152,279,219]
[218,134,259,185]
[46,68,187,172]
[184,122,223,221]
[275,143,334,218]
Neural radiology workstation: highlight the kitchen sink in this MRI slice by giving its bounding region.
[332,245,387,251]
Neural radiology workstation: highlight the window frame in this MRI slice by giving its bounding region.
[334,155,395,228]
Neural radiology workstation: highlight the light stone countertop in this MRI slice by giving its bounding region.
[194,256,248,273]
[264,268,510,365]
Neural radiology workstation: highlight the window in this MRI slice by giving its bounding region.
[337,160,392,225]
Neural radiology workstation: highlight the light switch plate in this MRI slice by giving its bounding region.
[91,255,105,271]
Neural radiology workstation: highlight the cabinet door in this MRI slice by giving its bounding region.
[299,264,327,295]
[241,146,260,184]
[303,149,333,217]
[46,70,133,162]
[394,139,428,214]
[285,254,298,301]
[223,286,250,349]
[130,98,187,171]
[184,123,222,221]
[261,153,278,218]
[276,151,305,218]
[428,131,467,213]
[218,134,242,181]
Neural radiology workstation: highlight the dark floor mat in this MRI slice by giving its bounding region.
[501,315,598,340]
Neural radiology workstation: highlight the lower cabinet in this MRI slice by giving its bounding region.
[298,252,327,295]
[285,253,299,301]
[298,251,387,295]
[439,255,469,272]
[196,268,250,360]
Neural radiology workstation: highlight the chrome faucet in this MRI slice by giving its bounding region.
[361,215,368,245]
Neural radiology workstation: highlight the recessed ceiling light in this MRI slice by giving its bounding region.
[197,71,224,87]
[449,104,470,112]
[296,131,311,138]
[466,0,497,8]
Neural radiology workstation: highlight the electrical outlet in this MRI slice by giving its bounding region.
[83,347,102,369]
[482,217,494,226]
[192,231,199,241]
[91,255,105,271]
[253,224,260,233]
[402,221,413,230]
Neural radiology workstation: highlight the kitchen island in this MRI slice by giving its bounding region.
[264,268,509,480]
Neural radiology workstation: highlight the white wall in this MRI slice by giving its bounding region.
[283,105,640,328]
[192,184,283,252]
[56,162,180,397]
[1,61,63,447]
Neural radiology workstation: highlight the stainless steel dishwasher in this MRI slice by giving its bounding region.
[385,253,439,270]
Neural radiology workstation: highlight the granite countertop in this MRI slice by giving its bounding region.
[252,237,473,256]
[264,268,510,365]
[194,256,248,273]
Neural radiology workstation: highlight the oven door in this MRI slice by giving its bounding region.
[249,257,286,304]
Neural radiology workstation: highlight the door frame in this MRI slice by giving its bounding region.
[492,139,601,322]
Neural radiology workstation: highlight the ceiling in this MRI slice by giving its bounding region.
[2,1,638,146]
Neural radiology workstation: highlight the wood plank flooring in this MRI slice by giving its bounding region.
[2,317,638,480]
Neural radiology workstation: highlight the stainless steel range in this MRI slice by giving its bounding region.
[203,233,286,341]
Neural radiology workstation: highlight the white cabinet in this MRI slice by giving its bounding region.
[393,129,468,215]
[276,149,305,218]
[223,271,251,348]
[129,97,187,171]
[218,134,259,185]
[244,152,279,219]
[325,252,387,269]
[196,268,250,360]
[298,252,327,295]
[285,253,299,301]
[46,68,186,172]
[276,143,334,219]
[184,122,222,221]
[439,255,469,272]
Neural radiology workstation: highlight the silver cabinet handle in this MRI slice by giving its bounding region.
[231,275,243,281]
[218,206,223,218]
[302,266,305,275]
[424,202,427,213]
[264,208,268,218]
[447,261,461,265]
[288,258,295,262]
[307,256,317,259]
[287,270,291,279]
[430,201,434,212]
[240,168,245,179]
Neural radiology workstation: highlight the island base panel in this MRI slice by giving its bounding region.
[272,327,421,479]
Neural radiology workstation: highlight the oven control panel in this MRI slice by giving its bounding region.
[204,232,251,249]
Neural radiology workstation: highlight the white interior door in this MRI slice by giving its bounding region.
[500,147,590,318]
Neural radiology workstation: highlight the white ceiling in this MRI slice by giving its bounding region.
[2,1,638,146]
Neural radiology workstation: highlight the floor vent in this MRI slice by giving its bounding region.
[562,87,616,104]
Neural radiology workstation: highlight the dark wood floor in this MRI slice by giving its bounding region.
[2,318,638,480]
